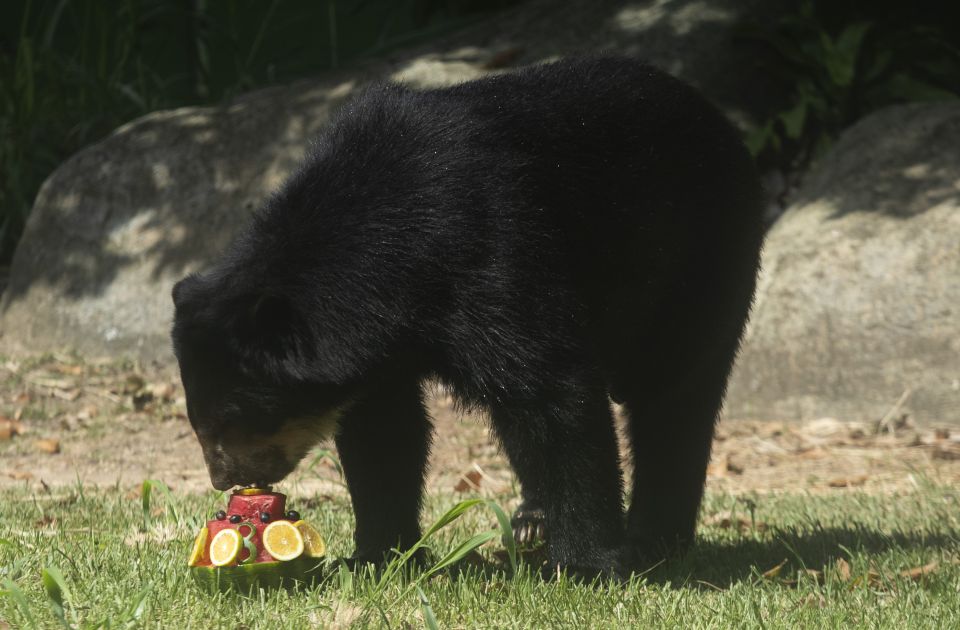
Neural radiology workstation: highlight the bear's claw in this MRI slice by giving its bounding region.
[511,506,546,547]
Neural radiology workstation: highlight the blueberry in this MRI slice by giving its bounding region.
[286,510,300,521]
[229,514,241,524]
[215,510,226,520]
[260,512,271,522]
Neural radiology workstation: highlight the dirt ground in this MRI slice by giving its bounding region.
[2,354,959,499]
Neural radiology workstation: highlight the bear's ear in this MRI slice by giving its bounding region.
[172,274,201,308]
[232,292,310,362]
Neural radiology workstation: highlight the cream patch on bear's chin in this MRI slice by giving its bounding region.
[268,406,348,464]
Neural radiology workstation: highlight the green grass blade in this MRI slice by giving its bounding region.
[420,499,485,539]
[140,478,152,528]
[1,577,38,629]
[426,530,498,576]
[41,566,74,628]
[485,500,517,576]
[375,499,487,589]
[122,583,151,626]
[141,479,180,528]
[417,586,440,630]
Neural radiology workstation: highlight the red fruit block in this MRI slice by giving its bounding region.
[202,489,289,565]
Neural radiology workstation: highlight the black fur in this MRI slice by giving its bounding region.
[172,56,765,578]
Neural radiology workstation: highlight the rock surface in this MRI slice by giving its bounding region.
[1,0,775,360]
[726,103,960,425]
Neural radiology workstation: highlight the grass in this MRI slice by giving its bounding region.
[1,479,958,628]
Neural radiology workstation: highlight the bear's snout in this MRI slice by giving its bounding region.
[197,436,292,491]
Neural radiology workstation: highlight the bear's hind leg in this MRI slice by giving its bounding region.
[335,379,431,565]
[490,384,626,578]
[619,336,741,565]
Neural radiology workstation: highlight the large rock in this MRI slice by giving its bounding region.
[0,0,777,360]
[726,103,960,425]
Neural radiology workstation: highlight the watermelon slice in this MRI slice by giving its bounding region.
[189,487,327,593]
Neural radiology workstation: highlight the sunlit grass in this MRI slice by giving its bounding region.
[1,478,958,628]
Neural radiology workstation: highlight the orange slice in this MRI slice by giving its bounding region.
[237,487,270,496]
[188,527,209,567]
[293,520,326,557]
[209,528,242,566]
[262,520,305,561]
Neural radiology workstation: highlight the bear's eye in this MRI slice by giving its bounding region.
[229,514,242,524]
[215,510,226,520]
[260,512,271,522]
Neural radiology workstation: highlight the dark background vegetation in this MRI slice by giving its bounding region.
[1,0,958,266]
[0,0,522,266]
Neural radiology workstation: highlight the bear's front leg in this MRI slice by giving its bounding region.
[491,385,627,579]
[335,379,432,566]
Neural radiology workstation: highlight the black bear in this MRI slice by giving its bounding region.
[172,56,765,578]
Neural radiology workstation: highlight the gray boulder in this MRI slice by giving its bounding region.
[0,80,357,359]
[0,0,777,360]
[726,103,960,425]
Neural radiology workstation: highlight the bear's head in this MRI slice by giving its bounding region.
[171,271,351,491]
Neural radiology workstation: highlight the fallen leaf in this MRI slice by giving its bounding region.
[0,416,26,440]
[932,445,960,460]
[899,561,938,581]
[828,475,868,488]
[762,559,788,579]
[35,438,61,454]
[934,427,950,440]
[53,363,84,376]
[725,456,745,475]
[454,470,483,492]
[836,558,852,581]
[7,471,34,480]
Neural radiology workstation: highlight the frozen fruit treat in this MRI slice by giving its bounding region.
[189,487,326,593]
